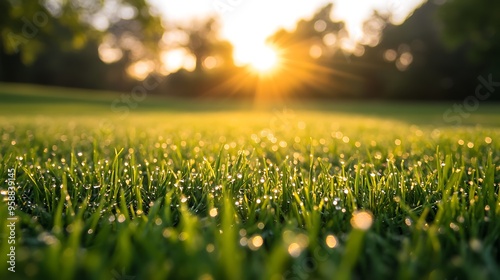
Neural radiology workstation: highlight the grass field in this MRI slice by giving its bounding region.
[1,83,499,280]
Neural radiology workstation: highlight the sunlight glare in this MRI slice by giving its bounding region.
[246,44,279,73]
[161,49,196,73]
[155,0,427,68]
[126,60,154,80]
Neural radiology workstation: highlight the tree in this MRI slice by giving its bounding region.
[174,18,234,73]
[1,1,102,64]
[0,0,165,90]
[267,4,347,98]
[161,18,239,97]
[1,0,163,62]
[437,0,500,71]
[358,1,489,100]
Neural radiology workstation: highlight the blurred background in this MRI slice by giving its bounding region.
[1,0,499,101]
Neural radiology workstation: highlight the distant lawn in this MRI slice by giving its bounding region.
[0,83,499,280]
[1,82,500,127]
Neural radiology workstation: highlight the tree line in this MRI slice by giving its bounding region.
[1,0,499,101]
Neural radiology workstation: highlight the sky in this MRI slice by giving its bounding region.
[149,0,426,67]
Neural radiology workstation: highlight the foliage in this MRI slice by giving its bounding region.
[358,1,485,100]
[175,18,234,73]
[1,1,500,101]
[437,0,500,68]
[0,0,163,64]
[267,4,349,97]
[0,0,166,92]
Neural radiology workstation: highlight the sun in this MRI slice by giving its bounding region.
[249,45,279,73]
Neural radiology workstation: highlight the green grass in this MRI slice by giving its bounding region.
[0,83,499,280]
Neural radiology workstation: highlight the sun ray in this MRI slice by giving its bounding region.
[248,45,279,73]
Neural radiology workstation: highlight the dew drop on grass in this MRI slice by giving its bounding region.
[449,222,460,232]
[209,208,218,217]
[351,210,374,230]
[38,232,58,245]
[239,237,248,246]
[469,239,482,252]
[178,232,187,241]
[206,244,215,253]
[248,235,263,251]
[162,229,172,238]
[117,214,126,223]
[288,243,302,257]
[325,235,338,248]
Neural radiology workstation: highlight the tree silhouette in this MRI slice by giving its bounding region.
[0,0,165,90]
[437,0,500,74]
[175,18,233,73]
[267,4,347,98]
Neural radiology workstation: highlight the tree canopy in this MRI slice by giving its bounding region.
[437,0,500,69]
[1,1,499,101]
